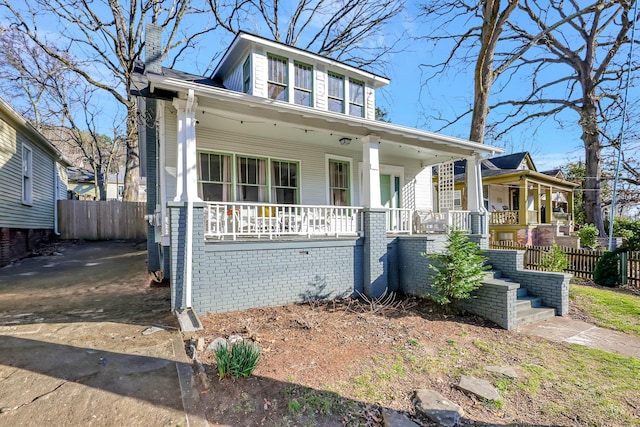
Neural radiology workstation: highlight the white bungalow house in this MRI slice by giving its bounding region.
[133,26,571,330]
[0,97,71,266]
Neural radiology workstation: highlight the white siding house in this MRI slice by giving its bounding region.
[134,27,504,323]
[0,97,71,266]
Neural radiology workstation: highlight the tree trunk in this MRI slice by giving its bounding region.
[580,100,606,236]
[123,98,140,202]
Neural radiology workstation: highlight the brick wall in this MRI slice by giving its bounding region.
[363,209,388,298]
[192,238,363,314]
[395,235,447,296]
[457,280,519,329]
[0,227,55,267]
[485,249,570,315]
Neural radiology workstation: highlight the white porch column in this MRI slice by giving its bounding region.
[362,134,381,208]
[465,154,485,213]
[172,90,200,202]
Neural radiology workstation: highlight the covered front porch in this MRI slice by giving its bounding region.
[144,78,500,315]
[485,173,578,244]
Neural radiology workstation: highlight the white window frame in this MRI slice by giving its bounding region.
[293,61,313,107]
[267,54,288,101]
[197,149,301,204]
[327,72,345,113]
[454,189,462,209]
[325,154,353,206]
[22,143,33,205]
[348,79,365,117]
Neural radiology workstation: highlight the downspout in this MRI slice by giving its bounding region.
[184,89,195,309]
[53,161,60,236]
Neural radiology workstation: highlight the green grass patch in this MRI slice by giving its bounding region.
[570,284,640,337]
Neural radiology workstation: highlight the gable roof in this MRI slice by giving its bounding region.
[0,97,73,167]
[485,152,535,171]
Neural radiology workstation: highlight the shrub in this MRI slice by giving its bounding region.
[426,228,489,306]
[613,218,640,251]
[214,341,262,379]
[593,250,622,287]
[577,224,599,249]
[540,243,568,272]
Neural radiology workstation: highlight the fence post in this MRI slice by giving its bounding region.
[620,251,629,286]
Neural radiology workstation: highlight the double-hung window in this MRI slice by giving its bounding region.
[268,55,288,101]
[328,159,350,206]
[271,160,298,204]
[327,73,344,113]
[349,80,364,117]
[294,62,313,106]
[237,156,268,202]
[242,56,251,93]
[198,152,232,202]
[22,144,33,205]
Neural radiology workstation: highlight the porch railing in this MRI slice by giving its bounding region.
[204,202,363,240]
[387,208,413,233]
[396,209,472,234]
[490,210,519,225]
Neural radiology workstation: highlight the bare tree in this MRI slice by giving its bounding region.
[418,0,638,235]
[0,0,212,201]
[207,0,404,70]
[0,28,123,200]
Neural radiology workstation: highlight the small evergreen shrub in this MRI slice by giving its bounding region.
[540,243,568,272]
[426,228,489,306]
[214,341,262,379]
[577,224,599,249]
[593,250,622,287]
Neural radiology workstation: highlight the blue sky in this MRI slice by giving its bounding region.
[7,0,636,173]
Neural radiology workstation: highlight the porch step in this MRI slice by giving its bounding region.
[516,290,555,326]
[516,306,556,326]
[516,296,543,310]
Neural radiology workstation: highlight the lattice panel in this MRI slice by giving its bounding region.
[438,162,455,213]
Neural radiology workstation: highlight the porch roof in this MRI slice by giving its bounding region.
[144,72,502,165]
[454,168,579,190]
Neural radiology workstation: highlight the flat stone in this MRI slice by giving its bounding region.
[381,409,420,427]
[207,337,228,351]
[457,375,501,401]
[414,389,464,427]
[485,365,519,379]
[228,334,244,345]
[195,337,205,351]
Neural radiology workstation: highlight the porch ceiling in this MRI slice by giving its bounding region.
[148,73,503,166]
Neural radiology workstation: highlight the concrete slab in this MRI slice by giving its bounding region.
[0,241,208,426]
[517,317,640,359]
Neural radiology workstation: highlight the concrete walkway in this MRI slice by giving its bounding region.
[0,241,207,427]
[517,316,640,359]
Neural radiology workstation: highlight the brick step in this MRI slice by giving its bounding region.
[516,306,556,326]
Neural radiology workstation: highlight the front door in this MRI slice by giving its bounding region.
[381,174,401,229]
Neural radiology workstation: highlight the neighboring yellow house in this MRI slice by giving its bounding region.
[435,152,580,245]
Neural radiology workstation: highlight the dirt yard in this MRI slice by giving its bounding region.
[192,295,640,427]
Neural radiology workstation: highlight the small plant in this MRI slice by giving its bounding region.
[540,243,568,272]
[214,341,262,379]
[593,250,622,288]
[425,228,489,306]
[577,224,599,249]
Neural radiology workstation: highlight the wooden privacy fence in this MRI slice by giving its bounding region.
[58,200,147,240]
[489,241,640,287]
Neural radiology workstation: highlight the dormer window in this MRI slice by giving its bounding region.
[242,56,251,93]
[349,79,364,117]
[268,54,288,101]
[328,72,344,113]
[294,61,313,106]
